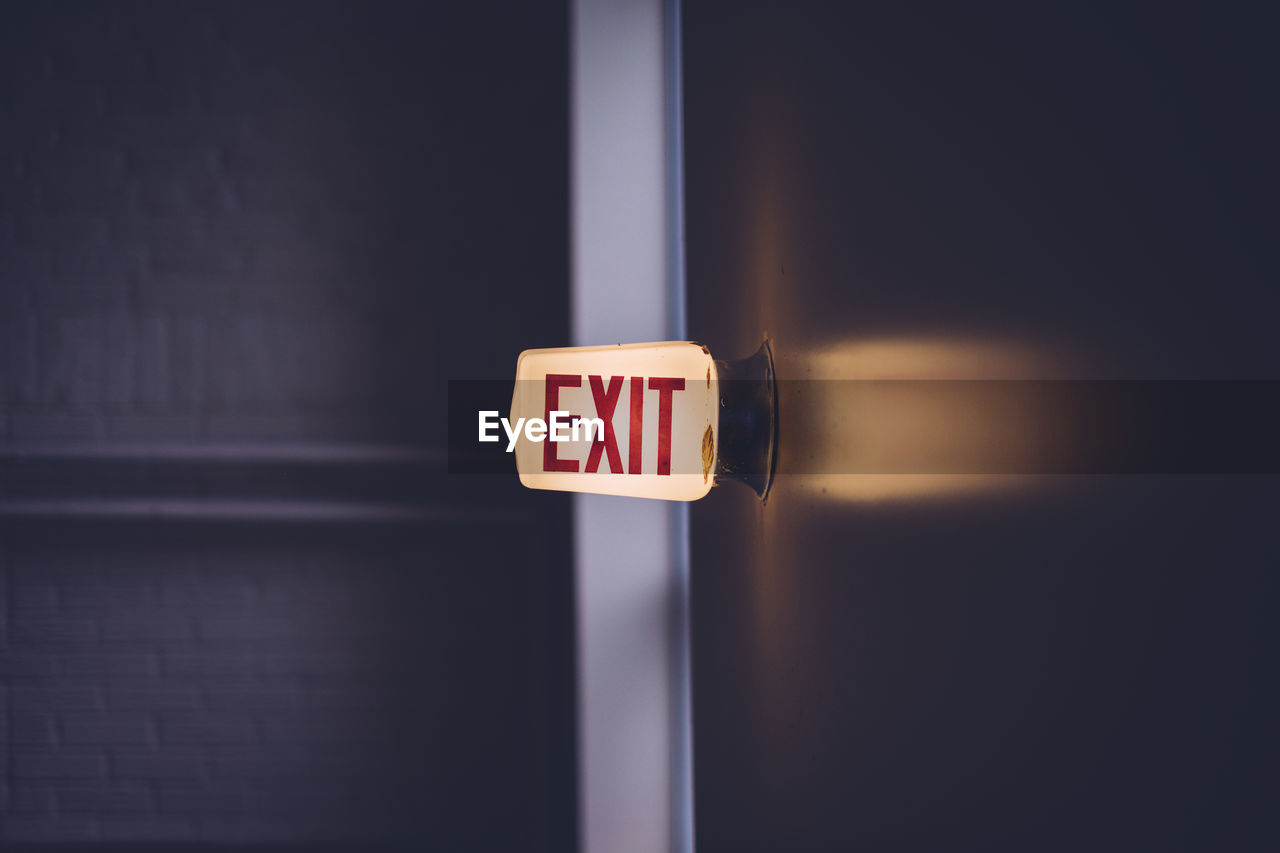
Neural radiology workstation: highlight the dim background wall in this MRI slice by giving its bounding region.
[1,1,575,848]
[685,2,1280,851]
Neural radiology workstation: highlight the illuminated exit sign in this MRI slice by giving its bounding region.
[507,342,719,501]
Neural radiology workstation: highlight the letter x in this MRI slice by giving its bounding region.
[584,375,625,473]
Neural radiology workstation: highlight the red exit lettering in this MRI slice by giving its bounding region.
[544,374,685,475]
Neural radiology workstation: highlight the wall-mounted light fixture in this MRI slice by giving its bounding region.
[507,341,776,501]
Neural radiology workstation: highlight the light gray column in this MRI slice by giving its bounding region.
[570,1,691,852]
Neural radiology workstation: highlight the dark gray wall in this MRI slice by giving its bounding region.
[1,1,574,848]
[686,2,1279,851]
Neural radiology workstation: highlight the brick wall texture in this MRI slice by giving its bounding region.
[2,533,563,845]
[1,1,573,847]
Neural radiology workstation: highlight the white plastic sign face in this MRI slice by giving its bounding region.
[509,342,719,501]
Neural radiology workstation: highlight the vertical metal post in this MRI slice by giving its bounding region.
[662,2,694,851]
[570,0,691,851]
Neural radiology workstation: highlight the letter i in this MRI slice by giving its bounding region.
[628,376,644,474]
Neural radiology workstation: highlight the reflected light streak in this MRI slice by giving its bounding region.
[799,337,1067,380]
[776,335,1074,504]
[779,473,1035,503]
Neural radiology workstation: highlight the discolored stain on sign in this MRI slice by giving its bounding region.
[702,424,715,483]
